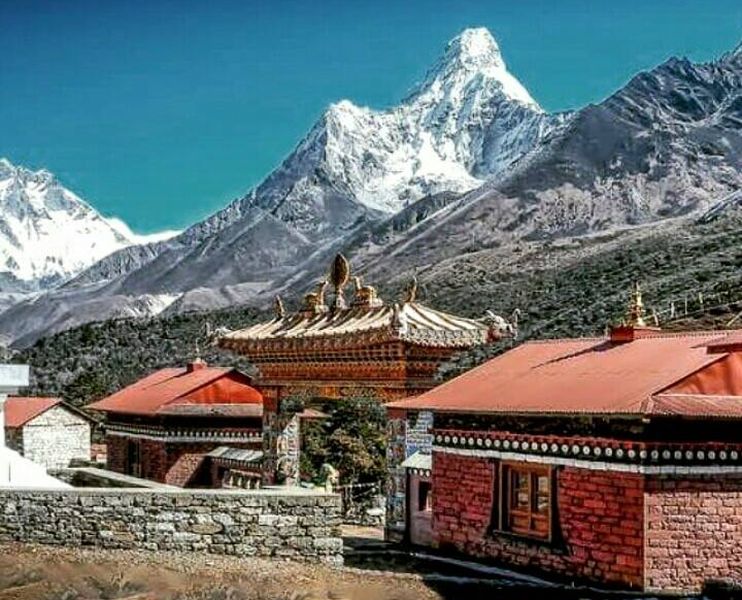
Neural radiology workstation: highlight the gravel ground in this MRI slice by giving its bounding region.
[0,542,441,600]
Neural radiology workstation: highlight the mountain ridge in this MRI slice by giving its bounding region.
[1,29,740,347]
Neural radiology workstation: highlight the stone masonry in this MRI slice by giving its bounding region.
[0,488,343,565]
[16,405,91,470]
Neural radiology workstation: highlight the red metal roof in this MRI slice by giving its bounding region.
[649,394,742,418]
[388,330,742,418]
[706,331,742,353]
[4,397,61,428]
[87,363,263,417]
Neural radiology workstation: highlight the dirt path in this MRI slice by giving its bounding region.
[0,543,441,600]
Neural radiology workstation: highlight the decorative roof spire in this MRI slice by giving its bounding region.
[330,254,350,310]
[626,281,647,327]
[302,280,329,315]
[404,275,418,303]
[352,275,383,308]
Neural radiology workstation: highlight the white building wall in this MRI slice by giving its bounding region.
[22,406,91,470]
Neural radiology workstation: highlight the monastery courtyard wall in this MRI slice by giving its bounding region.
[0,487,342,565]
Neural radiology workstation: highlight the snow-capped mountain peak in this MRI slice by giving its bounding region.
[0,158,165,291]
[408,27,541,111]
[242,28,558,222]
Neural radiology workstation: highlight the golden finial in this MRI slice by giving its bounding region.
[626,281,646,327]
[352,275,383,308]
[330,254,350,310]
[404,275,418,304]
[274,295,285,318]
[302,280,329,315]
[330,254,350,288]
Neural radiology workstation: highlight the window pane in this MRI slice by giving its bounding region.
[501,464,553,540]
[513,471,529,490]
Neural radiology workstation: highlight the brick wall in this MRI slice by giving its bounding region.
[432,451,645,588]
[106,437,259,487]
[644,474,742,594]
[0,488,342,564]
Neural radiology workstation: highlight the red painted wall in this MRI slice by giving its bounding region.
[106,436,260,487]
[431,451,645,588]
[644,474,742,593]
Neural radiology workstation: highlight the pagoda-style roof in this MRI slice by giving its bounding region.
[219,254,513,355]
[221,301,494,352]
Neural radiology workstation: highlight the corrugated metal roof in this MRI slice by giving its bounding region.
[87,363,262,417]
[650,394,742,418]
[157,403,263,418]
[401,451,432,470]
[388,330,742,418]
[221,302,493,351]
[4,397,61,428]
[706,331,742,353]
[207,446,263,463]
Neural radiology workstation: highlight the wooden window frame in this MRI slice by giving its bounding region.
[497,461,553,542]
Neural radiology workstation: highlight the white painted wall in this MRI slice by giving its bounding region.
[0,364,70,488]
[21,406,91,470]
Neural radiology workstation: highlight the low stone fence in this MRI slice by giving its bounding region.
[0,487,342,565]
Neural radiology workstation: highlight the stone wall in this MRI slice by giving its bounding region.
[644,474,742,593]
[21,406,91,470]
[432,451,645,589]
[0,488,342,565]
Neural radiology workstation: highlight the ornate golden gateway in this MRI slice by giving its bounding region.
[219,254,515,485]
[219,254,515,400]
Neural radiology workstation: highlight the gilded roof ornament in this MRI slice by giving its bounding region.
[404,275,418,303]
[303,280,329,315]
[352,275,383,308]
[330,254,350,310]
[330,254,350,289]
[626,281,647,327]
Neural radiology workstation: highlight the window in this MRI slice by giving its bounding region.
[499,462,552,541]
[418,480,432,512]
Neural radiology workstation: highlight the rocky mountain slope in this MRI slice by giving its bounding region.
[334,44,742,289]
[2,31,740,347]
[0,159,136,292]
[0,28,564,345]
[15,206,742,408]
[72,27,563,289]
[246,45,742,308]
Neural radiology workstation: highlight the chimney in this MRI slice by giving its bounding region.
[186,358,207,373]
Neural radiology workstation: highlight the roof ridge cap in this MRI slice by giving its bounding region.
[163,367,234,406]
[525,336,604,345]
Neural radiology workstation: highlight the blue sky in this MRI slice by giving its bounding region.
[1,0,740,233]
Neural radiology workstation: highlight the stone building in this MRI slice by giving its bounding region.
[0,365,70,488]
[386,289,742,593]
[4,396,92,470]
[88,360,266,487]
[219,253,514,485]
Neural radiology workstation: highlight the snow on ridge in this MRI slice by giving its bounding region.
[270,28,553,218]
[0,158,149,290]
[106,217,181,245]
